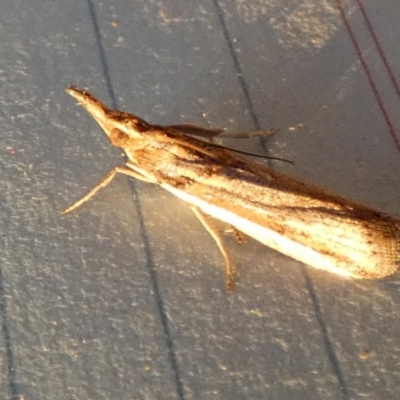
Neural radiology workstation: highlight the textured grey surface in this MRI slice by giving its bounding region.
[1,1,400,399]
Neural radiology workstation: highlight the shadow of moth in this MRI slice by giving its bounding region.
[63,86,400,291]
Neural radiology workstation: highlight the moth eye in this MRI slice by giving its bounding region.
[110,128,129,147]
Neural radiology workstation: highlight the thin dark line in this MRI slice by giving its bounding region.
[335,0,400,154]
[212,4,346,395]
[211,0,261,130]
[86,0,116,106]
[128,184,185,400]
[85,2,185,398]
[0,261,18,398]
[302,270,350,400]
[355,0,400,103]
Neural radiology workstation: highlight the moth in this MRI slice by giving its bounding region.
[63,86,400,291]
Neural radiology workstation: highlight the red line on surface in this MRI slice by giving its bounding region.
[355,0,400,102]
[335,0,400,154]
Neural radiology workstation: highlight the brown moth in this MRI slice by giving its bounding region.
[63,86,400,291]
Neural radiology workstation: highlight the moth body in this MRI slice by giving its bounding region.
[64,86,400,284]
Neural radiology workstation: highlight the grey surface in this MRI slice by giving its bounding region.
[1,0,400,399]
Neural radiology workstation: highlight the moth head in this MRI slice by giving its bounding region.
[66,85,151,143]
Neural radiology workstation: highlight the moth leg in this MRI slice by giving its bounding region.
[225,226,245,244]
[164,124,224,139]
[62,166,153,215]
[215,127,278,139]
[190,207,234,292]
[165,124,277,140]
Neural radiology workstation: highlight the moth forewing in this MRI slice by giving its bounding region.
[128,131,400,280]
[165,184,400,279]
[65,86,400,288]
